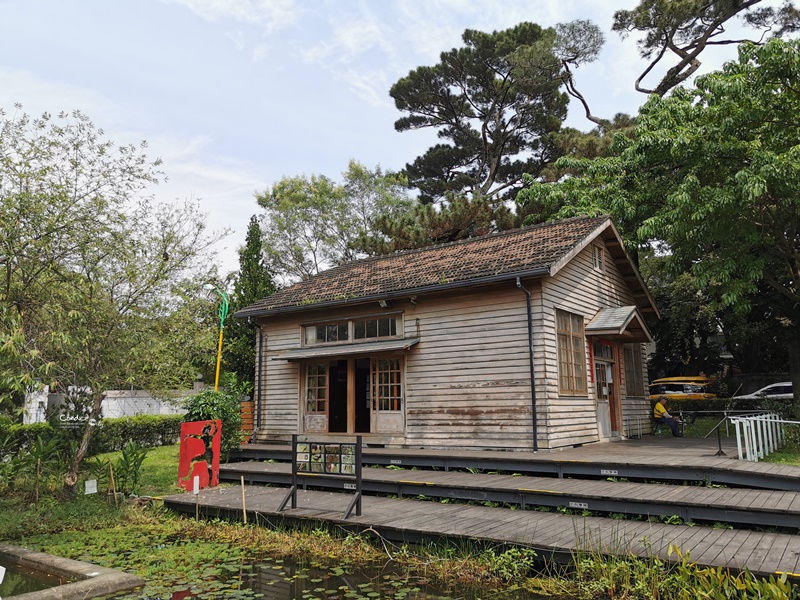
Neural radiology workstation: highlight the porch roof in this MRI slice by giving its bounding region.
[271,338,420,361]
[585,306,653,344]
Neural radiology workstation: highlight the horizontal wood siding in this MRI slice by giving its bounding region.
[254,317,301,442]
[538,240,646,449]
[404,284,537,451]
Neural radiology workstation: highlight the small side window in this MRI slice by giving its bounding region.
[592,244,605,272]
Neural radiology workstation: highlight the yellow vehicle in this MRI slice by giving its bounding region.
[648,376,717,401]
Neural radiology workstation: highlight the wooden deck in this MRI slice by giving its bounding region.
[163,485,800,578]
[161,436,800,578]
[219,459,800,529]
[233,436,800,490]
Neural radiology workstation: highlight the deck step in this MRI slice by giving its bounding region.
[163,485,800,579]
[220,460,800,530]
[231,438,800,491]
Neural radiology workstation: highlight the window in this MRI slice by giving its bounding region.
[305,363,327,413]
[354,316,398,340]
[556,309,587,395]
[623,344,645,397]
[372,358,402,411]
[304,322,348,345]
[304,315,401,345]
[592,244,605,272]
[593,340,613,360]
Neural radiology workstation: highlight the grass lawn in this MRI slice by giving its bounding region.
[0,444,182,540]
[90,443,181,497]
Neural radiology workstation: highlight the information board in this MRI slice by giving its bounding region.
[279,435,362,518]
[295,442,357,475]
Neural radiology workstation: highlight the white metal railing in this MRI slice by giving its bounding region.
[729,413,790,461]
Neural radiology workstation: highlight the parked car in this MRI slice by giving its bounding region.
[735,382,793,401]
[648,376,717,401]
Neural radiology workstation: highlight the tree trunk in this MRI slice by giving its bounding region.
[63,391,105,495]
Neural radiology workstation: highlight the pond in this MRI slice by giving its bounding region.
[0,543,144,600]
[113,555,547,599]
[0,560,71,597]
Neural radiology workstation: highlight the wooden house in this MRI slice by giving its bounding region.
[236,215,658,451]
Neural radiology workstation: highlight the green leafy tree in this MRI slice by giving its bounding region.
[518,19,607,127]
[0,107,223,490]
[389,21,603,205]
[717,288,790,376]
[226,215,276,386]
[257,173,343,281]
[518,39,800,401]
[641,257,725,378]
[256,161,413,282]
[341,161,414,257]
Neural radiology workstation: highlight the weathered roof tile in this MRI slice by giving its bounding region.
[237,215,610,317]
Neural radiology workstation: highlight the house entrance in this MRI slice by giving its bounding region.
[303,357,403,435]
[322,360,371,434]
[328,361,348,433]
[594,340,620,439]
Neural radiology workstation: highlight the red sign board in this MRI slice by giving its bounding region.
[178,420,221,491]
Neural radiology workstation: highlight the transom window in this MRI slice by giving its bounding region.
[593,340,614,360]
[557,309,587,395]
[305,322,349,345]
[355,316,397,339]
[304,315,401,345]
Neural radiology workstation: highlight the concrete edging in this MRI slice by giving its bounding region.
[0,543,144,600]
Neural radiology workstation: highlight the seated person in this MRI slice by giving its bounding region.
[653,396,682,437]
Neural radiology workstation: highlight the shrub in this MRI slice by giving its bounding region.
[0,422,62,456]
[183,388,242,457]
[90,414,183,454]
[114,441,149,495]
[86,440,149,496]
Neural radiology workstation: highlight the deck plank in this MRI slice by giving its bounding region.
[212,437,800,577]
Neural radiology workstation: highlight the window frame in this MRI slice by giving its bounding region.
[556,309,588,396]
[302,314,403,346]
[371,357,403,412]
[591,243,605,273]
[304,362,328,414]
[623,344,646,397]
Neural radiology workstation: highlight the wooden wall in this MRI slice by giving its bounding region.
[251,235,652,451]
[254,316,301,442]
[402,282,538,451]
[536,239,651,449]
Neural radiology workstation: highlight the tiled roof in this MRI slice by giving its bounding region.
[237,215,611,317]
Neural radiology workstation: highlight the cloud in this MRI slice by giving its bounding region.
[149,135,268,274]
[226,30,247,51]
[251,43,270,63]
[0,67,111,119]
[289,0,634,109]
[292,5,398,107]
[161,0,299,31]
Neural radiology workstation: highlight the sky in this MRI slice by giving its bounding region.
[0,0,768,276]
